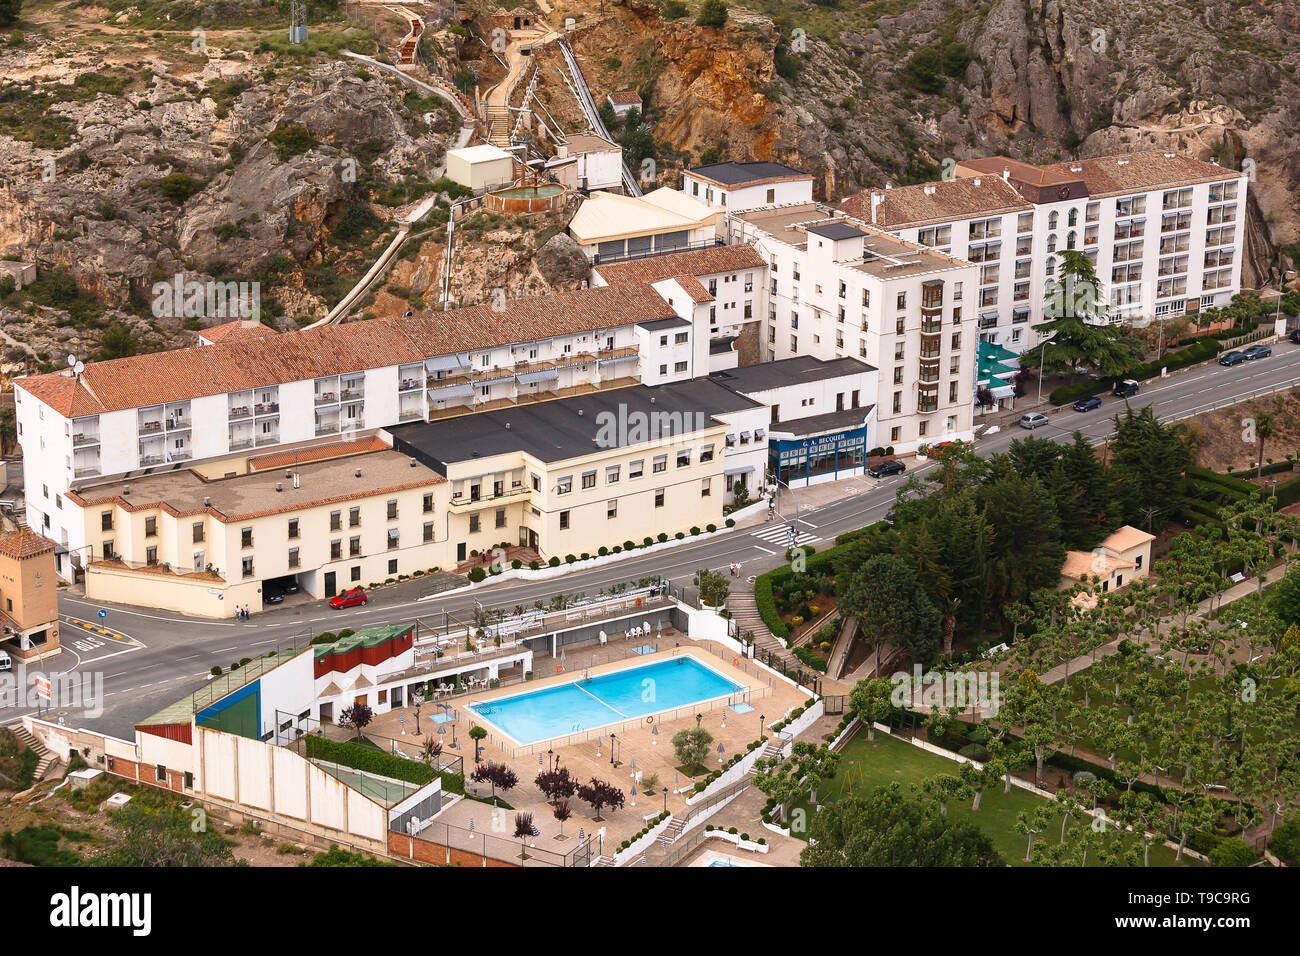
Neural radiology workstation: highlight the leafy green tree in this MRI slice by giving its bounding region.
[1252,409,1275,478]
[693,566,729,607]
[1108,405,1191,525]
[97,799,236,867]
[97,324,138,361]
[0,405,15,455]
[695,0,727,28]
[671,726,713,774]
[1025,251,1143,376]
[848,678,894,740]
[801,784,999,866]
[839,554,941,671]
[977,470,1066,613]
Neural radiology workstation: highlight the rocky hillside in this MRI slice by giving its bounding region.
[545,0,1298,280]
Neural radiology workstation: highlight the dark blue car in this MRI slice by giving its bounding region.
[1072,396,1102,412]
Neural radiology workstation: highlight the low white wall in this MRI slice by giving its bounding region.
[613,813,674,866]
[701,829,769,853]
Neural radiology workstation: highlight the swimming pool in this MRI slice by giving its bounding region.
[468,657,743,745]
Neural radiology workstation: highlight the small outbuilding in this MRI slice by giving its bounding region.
[445,144,516,191]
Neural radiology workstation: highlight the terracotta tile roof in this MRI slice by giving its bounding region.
[607,91,642,106]
[1099,524,1156,553]
[958,156,1079,187]
[1039,150,1237,197]
[594,244,766,284]
[564,134,619,153]
[248,436,389,471]
[839,177,1030,228]
[0,530,56,560]
[17,285,675,419]
[666,275,713,303]
[199,320,279,345]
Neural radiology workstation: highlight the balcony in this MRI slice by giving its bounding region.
[341,386,365,401]
[314,391,339,406]
[399,378,423,392]
[139,420,163,434]
[399,407,424,422]
[229,437,254,451]
[255,432,280,447]
[448,485,531,513]
[228,405,253,420]
[139,454,165,467]
[254,402,280,416]
[74,465,100,478]
[170,450,193,462]
[72,432,100,447]
[315,422,340,436]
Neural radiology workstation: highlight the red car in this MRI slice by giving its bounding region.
[328,588,368,609]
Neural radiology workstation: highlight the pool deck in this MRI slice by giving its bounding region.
[364,637,809,857]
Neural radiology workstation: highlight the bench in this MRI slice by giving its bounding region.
[1229,572,1246,584]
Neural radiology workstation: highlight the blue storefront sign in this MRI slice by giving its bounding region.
[770,424,867,485]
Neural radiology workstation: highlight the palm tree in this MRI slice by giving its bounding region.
[1255,410,1275,479]
[941,596,962,655]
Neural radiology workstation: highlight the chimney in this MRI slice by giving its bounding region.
[355,469,362,478]
[285,470,293,479]
[1070,164,1082,173]
[557,144,569,159]
[203,496,211,508]
[275,482,283,492]
[293,472,301,488]
[1002,167,1010,181]
[870,192,884,225]
[973,177,982,186]
[123,486,130,496]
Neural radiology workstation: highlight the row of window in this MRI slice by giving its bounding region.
[555,480,713,528]
[554,446,715,494]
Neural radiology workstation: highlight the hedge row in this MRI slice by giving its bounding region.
[753,543,852,640]
[1048,337,1223,406]
[304,735,465,793]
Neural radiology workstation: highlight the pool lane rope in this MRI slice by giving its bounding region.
[572,680,630,718]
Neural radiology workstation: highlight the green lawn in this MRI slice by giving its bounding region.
[786,731,1189,866]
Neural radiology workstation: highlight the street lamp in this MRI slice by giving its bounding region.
[547,747,555,771]
[1274,270,1296,331]
[662,787,668,813]
[610,732,617,766]
[759,713,766,738]
[1036,332,1055,405]
[695,713,703,728]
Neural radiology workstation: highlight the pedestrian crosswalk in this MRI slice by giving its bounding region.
[749,523,820,547]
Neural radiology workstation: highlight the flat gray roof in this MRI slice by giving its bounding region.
[771,406,875,438]
[389,380,760,469]
[806,222,867,242]
[709,356,875,395]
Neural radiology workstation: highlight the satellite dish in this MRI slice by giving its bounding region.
[74,361,85,375]
[67,354,77,366]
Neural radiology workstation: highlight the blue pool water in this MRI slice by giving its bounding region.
[469,657,743,745]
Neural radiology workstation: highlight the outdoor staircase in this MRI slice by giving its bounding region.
[727,588,799,670]
[661,817,686,843]
[593,855,616,867]
[11,725,59,780]
[486,106,511,146]
[757,739,786,764]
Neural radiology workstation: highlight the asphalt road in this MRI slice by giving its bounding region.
[8,342,1300,738]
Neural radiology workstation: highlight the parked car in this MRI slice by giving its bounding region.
[867,459,906,478]
[1072,396,1102,412]
[0,649,10,672]
[263,591,284,605]
[1218,350,1247,366]
[1289,329,1300,344]
[1243,343,1272,360]
[1113,379,1140,398]
[328,588,368,609]
[1019,412,1050,429]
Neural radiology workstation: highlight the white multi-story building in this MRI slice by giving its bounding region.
[729,204,979,453]
[681,161,814,214]
[839,151,1248,354]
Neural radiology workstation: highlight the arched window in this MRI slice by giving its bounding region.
[1067,231,1077,250]
[1068,208,1079,228]
[1048,211,1059,230]
[1046,257,1057,276]
[1047,233,1057,253]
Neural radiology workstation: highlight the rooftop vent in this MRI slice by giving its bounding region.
[122,485,130,496]
[1070,164,1082,172]
[409,457,418,466]
[355,469,361,478]
[923,185,936,195]
[1117,159,1130,166]
[1164,152,1175,158]
[973,177,982,186]
[285,470,292,479]
[275,482,283,493]
[203,496,211,507]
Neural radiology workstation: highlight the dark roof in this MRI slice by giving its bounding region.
[389,380,760,469]
[805,222,866,242]
[638,316,691,331]
[686,161,809,187]
[770,406,875,438]
[709,356,876,395]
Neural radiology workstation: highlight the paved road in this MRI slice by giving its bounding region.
[7,344,1300,737]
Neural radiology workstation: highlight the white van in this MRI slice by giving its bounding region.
[0,649,11,672]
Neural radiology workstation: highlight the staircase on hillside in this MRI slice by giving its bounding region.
[593,855,616,867]
[11,725,60,780]
[486,106,511,146]
[727,588,799,670]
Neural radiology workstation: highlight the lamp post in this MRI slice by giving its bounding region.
[547,747,555,771]
[760,713,766,738]
[662,787,668,813]
[695,713,703,729]
[1275,270,1296,331]
[1035,332,1054,405]
[610,733,617,766]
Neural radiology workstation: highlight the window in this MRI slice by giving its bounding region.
[241,527,253,548]
[331,539,342,560]
[423,522,434,542]
[674,361,688,373]
[349,536,361,557]
[951,332,962,351]
[606,465,620,484]
[349,507,361,528]
[949,381,959,402]
[676,449,691,468]
[659,365,668,376]
[531,473,541,492]
[893,367,904,385]
[766,188,775,203]
[386,500,398,520]
[894,341,905,360]
[330,510,342,532]
[674,332,688,344]
[629,459,644,479]
[892,392,902,414]
[495,508,506,529]
[560,510,570,530]
[895,317,905,335]
[653,455,667,473]
[146,546,158,566]
[918,421,928,437]
[700,444,714,463]
[607,500,618,519]
[288,518,299,539]
[388,559,398,575]
[145,516,157,537]
[101,511,113,532]
[156,764,167,783]
[897,292,906,310]
[193,522,204,543]
[102,540,114,560]
[582,471,596,490]
[890,426,901,443]
[423,493,433,513]
[557,476,572,494]
[469,513,480,533]
[701,477,711,497]
[242,556,254,578]
[289,547,300,569]
[387,529,399,550]
[654,489,665,508]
